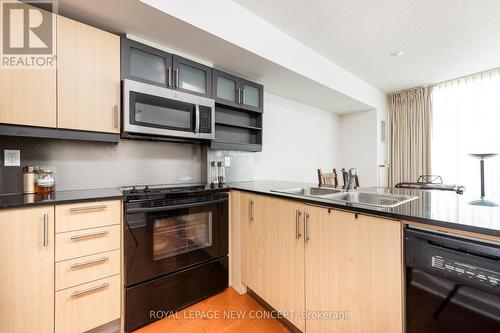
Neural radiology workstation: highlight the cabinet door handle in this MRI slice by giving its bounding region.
[242,89,246,104]
[167,66,172,87]
[237,88,241,104]
[69,204,108,213]
[295,210,302,239]
[71,282,109,298]
[70,230,109,241]
[174,68,179,88]
[70,256,109,269]
[249,200,254,223]
[113,105,119,128]
[304,213,310,243]
[42,213,49,247]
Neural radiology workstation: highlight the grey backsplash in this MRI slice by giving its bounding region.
[0,137,210,194]
[206,149,255,183]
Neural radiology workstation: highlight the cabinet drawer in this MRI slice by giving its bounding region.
[56,200,121,233]
[55,249,120,291]
[55,275,120,333]
[56,225,120,262]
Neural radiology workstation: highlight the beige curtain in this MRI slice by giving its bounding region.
[389,86,432,187]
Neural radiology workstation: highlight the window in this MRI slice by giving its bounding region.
[431,69,500,200]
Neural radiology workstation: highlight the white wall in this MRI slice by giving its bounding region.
[254,93,341,182]
[339,110,378,187]
[208,92,342,183]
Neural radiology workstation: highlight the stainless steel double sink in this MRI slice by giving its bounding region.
[271,187,417,208]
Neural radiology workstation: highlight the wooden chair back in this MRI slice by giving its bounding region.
[317,169,339,186]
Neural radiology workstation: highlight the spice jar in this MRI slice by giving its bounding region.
[23,166,37,194]
[36,168,55,193]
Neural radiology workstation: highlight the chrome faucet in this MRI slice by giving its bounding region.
[346,168,358,192]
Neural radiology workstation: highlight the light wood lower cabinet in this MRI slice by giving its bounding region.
[271,199,306,331]
[305,209,403,333]
[55,274,121,333]
[55,224,120,261]
[55,249,121,291]
[0,206,55,333]
[241,193,305,331]
[241,193,272,298]
[239,192,403,333]
[0,199,122,333]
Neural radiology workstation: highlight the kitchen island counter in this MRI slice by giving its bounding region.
[229,180,500,239]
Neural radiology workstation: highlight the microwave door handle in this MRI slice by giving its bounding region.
[195,104,200,133]
[126,198,228,214]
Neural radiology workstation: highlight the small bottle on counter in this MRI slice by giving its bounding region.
[35,168,55,193]
[23,166,37,194]
[217,161,225,187]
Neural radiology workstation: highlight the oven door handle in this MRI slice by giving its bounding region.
[126,198,228,213]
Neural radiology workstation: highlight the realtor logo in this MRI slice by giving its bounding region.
[1,0,56,68]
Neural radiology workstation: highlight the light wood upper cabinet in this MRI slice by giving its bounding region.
[0,0,56,128]
[57,15,120,133]
[0,206,55,333]
[305,208,403,333]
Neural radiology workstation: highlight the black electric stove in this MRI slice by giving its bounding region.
[122,183,229,332]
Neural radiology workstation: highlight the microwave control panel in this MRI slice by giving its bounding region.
[199,106,212,133]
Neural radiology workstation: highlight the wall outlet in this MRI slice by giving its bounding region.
[4,149,20,166]
[224,156,231,167]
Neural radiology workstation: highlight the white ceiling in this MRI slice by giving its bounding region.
[55,0,372,113]
[234,0,500,93]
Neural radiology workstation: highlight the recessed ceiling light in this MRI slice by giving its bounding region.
[390,50,405,57]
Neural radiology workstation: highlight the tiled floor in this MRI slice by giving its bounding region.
[133,288,291,333]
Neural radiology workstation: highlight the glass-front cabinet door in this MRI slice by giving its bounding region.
[173,55,212,98]
[241,79,263,113]
[213,70,240,108]
[121,37,172,88]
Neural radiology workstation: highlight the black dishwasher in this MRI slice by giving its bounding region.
[405,228,500,333]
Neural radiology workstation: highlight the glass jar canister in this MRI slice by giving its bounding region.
[36,169,55,193]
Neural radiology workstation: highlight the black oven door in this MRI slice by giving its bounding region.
[124,193,228,287]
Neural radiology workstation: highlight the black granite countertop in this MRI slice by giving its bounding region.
[3,180,500,238]
[0,188,123,209]
[228,180,500,238]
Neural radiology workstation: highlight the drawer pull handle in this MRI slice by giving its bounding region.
[70,230,109,241]
[71,282,109,298]
[69,205,108,213]
[70,257,109,269]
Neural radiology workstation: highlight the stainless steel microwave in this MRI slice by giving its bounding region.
[122,79,215,140]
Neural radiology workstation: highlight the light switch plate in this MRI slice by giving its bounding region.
[224,156,231,167]
[4,149,20,166]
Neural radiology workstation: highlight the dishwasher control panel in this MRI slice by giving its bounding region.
[430,254,500,288]
[406,228,500,295]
